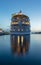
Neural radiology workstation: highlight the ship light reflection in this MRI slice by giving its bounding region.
[10,35,30,55]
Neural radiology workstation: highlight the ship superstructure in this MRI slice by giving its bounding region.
[10,11,30,35]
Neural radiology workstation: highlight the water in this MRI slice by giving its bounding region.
[0,34,41,65]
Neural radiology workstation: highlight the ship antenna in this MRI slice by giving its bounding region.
[19,10,22,13]
[18,10,22,15]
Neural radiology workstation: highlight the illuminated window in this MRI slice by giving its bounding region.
[22,22,25,24]
[25,22,29,24]
[18,29,20,31]
[11,22,18,24]
[13,29,15,31]
[17,17,19,20]
[21,29,23,31]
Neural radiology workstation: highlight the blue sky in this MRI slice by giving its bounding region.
[0,0,41,31]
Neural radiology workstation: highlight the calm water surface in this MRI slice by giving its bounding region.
[0,34,41,65]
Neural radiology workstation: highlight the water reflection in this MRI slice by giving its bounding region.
[10,35,30,55]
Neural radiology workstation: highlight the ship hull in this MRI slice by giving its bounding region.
[10,32,30,35]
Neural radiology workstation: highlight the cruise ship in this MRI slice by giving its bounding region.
[10,11,30,35]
